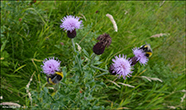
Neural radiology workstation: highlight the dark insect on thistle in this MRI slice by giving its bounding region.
[139,44,153,58]
[47,71,63,85]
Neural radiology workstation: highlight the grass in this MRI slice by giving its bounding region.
[1,1,185,109]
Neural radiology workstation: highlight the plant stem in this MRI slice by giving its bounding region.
[90,65,108,72]
[71,39,76,53]
[90,53,96,65]
[71,39,82,73]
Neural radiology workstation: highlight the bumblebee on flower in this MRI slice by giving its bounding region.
[109,44,152,79]
[41,57,63,85]
[130,44,152,66]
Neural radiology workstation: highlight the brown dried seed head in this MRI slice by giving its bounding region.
[97,33,112,47]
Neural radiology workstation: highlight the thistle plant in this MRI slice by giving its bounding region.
[1,1,184,110]
[31,15,110,109]
[32,14,152,109]
[93,33,112,55]
[91,33,112,70]
[130,47,149,66]
[41,57,61,75]
[109,45,152,79]
[60,15,83,38]
[109,55,133,79]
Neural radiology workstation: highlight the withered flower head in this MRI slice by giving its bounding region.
[97,33,112,47]
[93,42,105,55]
[93,33,112,55]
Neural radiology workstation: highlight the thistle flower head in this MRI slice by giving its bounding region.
[109,54,133,79]
[132,47,148,65]
[60,15,82,32]
[41,57,61,75]
[93,33,112,55]
[93,42,106,55]
[97,33,112,47]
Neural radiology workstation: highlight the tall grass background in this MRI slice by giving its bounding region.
[1,1,185,109]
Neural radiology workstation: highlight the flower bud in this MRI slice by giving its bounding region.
[67,29,76,38]
[93,42,105,55]
[109,64,116,75]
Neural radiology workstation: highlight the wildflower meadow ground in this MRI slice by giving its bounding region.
[1,1,185,109]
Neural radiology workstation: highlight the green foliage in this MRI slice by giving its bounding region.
[1,1,185,109]
[30,48,106,109]
[75,23,99,52]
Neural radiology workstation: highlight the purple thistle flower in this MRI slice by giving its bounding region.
[109,54,133,79]
[132,47,148,65]
[60,15,83,32]
[41,57,61,75]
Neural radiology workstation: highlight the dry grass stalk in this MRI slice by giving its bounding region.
[181,93,186,103]
[106,14,118,32]
[118,82,135,88]
[48,87,54,90]
[141,76,152,82]
[108,80,121,88]
[167,105,176,109]
[150,78,163,82]
[141,76,163,82]
[150,33,170,38]
[0,102,21,108]
[79,13,86,21]
[26,71,35,105]
[160,0,165,7]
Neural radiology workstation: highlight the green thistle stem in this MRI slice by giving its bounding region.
[90,53,108,73]
[71,39,76,52]
[90,53,96,65]
[90,65,108,72]
[71,39,82,73]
